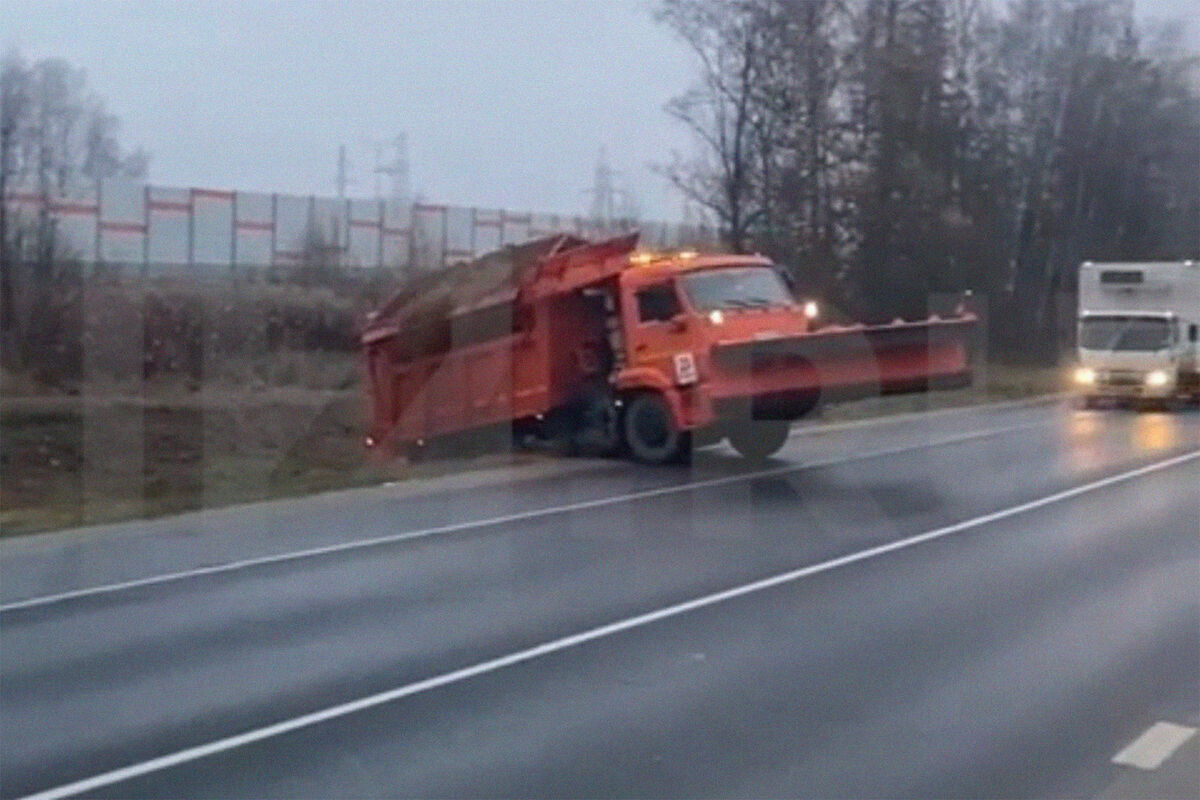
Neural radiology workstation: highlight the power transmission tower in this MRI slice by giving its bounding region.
[584,147,639,230]
[587,147,617,227]
[374,133,409,203]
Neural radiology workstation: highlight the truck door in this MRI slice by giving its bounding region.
[625,280,699,388]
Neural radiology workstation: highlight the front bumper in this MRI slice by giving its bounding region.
[1078,370,1175,398]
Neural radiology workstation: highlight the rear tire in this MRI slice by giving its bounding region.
[623,393,690,464]
[727,420,790,461]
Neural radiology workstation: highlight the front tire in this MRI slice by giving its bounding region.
[727,420,790,460]
[623,393,690,464]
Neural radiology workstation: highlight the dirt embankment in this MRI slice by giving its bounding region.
[0,385,388,534]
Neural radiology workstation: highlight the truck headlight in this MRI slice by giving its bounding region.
[1074,367,1096,385]
[708,309,724,325]
[1145,370,1170,388]
[803,301,819,320]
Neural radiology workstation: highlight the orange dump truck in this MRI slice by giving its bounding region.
[362,233,975,463]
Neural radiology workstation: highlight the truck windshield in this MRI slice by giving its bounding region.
[1078,315,1172,351]
[683,267,793,311]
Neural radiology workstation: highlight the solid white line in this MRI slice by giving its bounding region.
[1111,721,1197,770]
[0,420,1051,614]
[16,447,1200,800]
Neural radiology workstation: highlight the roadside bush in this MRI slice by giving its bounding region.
[2,267,399,392]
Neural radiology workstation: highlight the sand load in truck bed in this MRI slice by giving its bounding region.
[364,234,588,359]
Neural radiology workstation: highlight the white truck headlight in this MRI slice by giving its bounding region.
[1145,369,1170,388]
[1074,367,1096,385]
[803,301,819,320]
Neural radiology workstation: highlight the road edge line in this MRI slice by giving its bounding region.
[16,447,1200,800]
[0,420,1048,613]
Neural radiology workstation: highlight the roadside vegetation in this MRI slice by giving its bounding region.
[0,274,1060,536]
[657,0,1199,360]
[3,1,1198,535]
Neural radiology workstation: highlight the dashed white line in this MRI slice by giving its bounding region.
[0,420,1051,614]
[15,447,1200,800]
[1112,721,1197,770]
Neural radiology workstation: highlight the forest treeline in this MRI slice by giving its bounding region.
[657,0,1200,358]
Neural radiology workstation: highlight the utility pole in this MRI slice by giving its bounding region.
[334,144,354,254]
[372,141,384,199]
[336,144,350,203]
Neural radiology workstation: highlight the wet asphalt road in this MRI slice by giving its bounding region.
[1,399,1197,798]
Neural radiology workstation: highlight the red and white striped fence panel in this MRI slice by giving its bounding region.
[3,178,713,275]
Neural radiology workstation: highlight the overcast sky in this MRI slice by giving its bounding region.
[4,0,1197,221]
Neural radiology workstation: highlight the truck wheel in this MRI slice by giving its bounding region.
[623,393,690,464]
[727,420,790,461]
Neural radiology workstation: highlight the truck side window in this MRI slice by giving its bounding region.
[1190,324,1198,343]
[636,284,681,323]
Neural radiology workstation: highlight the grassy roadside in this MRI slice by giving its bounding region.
[1,363,1066,538]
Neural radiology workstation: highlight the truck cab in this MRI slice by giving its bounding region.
[1074,262,1200,406]
[608,251,972,461]
[612,254,817,460]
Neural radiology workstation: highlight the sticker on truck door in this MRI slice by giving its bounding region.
[673,352,698,385]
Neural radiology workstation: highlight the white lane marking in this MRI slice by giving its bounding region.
[0,420,1051,613]
[16,448,1200,800]
[1112,721,1197,770]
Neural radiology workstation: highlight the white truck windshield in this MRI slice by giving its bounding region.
[1079,315,1172,351]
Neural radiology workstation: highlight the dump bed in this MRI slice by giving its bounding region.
[361,233,640,449]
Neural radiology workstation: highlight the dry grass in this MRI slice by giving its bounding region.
[1,361,1066,537]
[0,386,371,535]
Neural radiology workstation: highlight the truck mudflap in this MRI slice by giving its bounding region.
[710,315,975,409]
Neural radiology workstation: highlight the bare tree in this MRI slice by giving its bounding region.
[1,51,148,259]
[657,0,774,252]
[2,50,148,371]
[751,0,844,291]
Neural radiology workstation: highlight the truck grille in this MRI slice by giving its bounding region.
[1102,371,1142,386]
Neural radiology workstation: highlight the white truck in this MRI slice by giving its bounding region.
[1074,261,1200,407]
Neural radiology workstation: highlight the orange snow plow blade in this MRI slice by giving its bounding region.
[708,316,975,416]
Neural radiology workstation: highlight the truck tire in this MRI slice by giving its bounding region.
[623,393,690,464]
[727,420,790,461]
